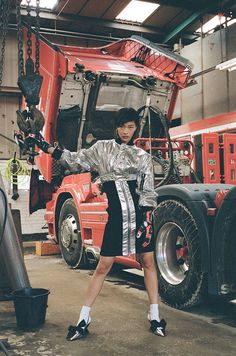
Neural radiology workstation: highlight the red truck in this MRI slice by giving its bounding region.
[27,34,236,310]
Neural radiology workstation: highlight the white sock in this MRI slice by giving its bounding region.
[77,305,91,325]
[149,304,160,322]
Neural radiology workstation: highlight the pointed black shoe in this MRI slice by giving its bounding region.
[150,319,166,337]
[66,319,91,341]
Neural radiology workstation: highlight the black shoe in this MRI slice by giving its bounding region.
[150,319,166,337]
[66,318,91,341]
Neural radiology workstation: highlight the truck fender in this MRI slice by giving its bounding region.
[53,187,83,242]
[155,183,228,272]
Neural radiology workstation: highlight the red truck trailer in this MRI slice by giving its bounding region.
[25,34,236,310]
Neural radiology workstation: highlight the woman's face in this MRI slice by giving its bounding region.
[117,121,137,144]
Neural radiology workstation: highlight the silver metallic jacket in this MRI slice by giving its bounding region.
[60,139,157,209]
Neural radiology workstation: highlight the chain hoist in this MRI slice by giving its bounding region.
[16,0,43,107]
[15,0,45,165]
[0,0,10,89]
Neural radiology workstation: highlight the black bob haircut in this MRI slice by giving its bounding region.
[115,107,140,128]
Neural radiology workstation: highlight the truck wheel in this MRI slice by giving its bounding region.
[58,198,85,269]
[153,199,206,309]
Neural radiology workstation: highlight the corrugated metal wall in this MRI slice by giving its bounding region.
[1,31,18,88]
[173,23,236,124]
[0,30,20,159]
[0,96,20,158]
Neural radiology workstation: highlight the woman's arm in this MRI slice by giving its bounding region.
[26,134,101,173]
[58,143,101,173]
[136,153,157,210]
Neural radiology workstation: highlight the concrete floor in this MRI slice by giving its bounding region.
[1,254,236,356]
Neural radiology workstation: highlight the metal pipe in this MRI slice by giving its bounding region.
[77,82,91,150]
[0,172,30,290]
[8,23,120,42]
[190,66,217,79]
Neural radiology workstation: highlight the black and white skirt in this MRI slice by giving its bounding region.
[100,180,155,257]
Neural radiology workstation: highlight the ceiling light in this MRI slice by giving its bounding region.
[216,58,236,72]
[116,0,160,23]
[196,14,236,34]
[21,0,58,10]
[228,18,236,26]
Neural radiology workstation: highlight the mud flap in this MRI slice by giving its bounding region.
[210,186,236,297]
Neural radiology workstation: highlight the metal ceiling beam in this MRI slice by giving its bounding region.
[162,0,228,44]
[163,11,203,43]
[141,0,219,12]
[10,8,164,36]
[163,0,236,44]
[221,0,236,16]
[142,0,236,15]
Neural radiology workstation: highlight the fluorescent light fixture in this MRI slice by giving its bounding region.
[116,0,160,23]
[196,14,236,34]
[216,58,236,72]
[21,0,58,10]
[228,18,236,27]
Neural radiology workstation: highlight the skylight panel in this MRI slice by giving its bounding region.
[21,0,58,10]
[196,15,236,34]
[116,0,160,23]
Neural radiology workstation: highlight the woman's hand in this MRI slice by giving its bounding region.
[25,133,52,153]
[17,132,63,160]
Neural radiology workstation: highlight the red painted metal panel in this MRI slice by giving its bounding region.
[58,37,191,87]
[170,111,236,138]
[35,40,66,182]
[201,133,220,183]
[222,134,236,185]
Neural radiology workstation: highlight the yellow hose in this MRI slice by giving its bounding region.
[4,157,29,184]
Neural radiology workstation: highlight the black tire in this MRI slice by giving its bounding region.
[220,204,236,287]
[58,198,85,269]
[153,199,207,309]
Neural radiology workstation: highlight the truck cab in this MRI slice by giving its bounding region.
[28,34,192,269]
[29,34,236,310]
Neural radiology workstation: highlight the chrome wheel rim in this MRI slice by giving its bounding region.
[60,214,80,254]
[155,222,190,285]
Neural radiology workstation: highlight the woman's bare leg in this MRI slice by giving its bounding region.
[141,252,159,304]
[84,256,116,307]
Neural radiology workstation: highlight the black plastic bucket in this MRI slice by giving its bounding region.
[12,287,50,330]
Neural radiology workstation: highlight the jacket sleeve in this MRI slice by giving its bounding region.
[136,153,157,209]
[59,141,101,173]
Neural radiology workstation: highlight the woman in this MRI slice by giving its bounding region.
[29,107,166,340]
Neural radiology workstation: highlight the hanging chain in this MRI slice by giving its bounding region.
[15,0,44,163]
[16,0,24,76]
[16,0,41,76]
[35,0,40,74]
[0,0,10,87]
[26,0,32,59]
[16,0,43,106]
